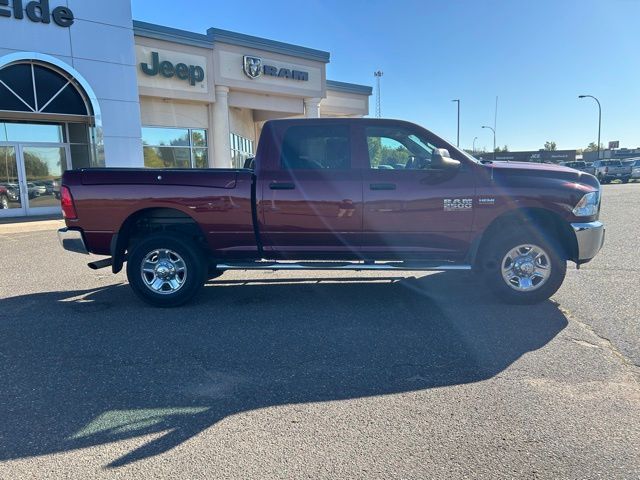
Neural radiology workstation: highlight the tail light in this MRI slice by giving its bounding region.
[60,186,77,219]
[604,167,609,173]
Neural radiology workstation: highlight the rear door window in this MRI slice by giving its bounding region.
[280,125,351,170]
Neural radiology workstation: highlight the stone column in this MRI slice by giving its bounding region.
[212,86,231,168]
[304,97,322,118]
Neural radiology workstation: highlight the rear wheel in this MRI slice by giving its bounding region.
[0,194,8,209]
[481,232,566,304]
[126,233,206,307]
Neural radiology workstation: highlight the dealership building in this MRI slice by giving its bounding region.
[0,0,372,217]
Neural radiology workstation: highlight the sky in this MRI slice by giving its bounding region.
[131,0,640,152]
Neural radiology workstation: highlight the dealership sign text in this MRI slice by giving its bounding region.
[243,56,309,81]
[140,52,205,86]
[0,0,74,27]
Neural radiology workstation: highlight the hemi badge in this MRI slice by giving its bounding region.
[478,197,495,205]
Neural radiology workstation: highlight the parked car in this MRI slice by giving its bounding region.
[628,158,640,182]
[52,178,61,200]
[622,158,640,182]
[26,182,41,199]
[58,118,605,307]
[0,184,8,209]
[593,159,630,184]
[584,162,596,175]
[31,182,47,195]
[560,161,593,175]
[4,183,20,202]
[36,180,55,195]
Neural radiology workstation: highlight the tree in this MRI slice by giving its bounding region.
[494,145,509,153]
[544,141,557,151]
[584,142,603,152]
[23,152,50,178]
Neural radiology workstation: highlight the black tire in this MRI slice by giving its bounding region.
[480,231,566,304]
[0,194,8,209]
[126,233,206,307]
[622,178,629,184]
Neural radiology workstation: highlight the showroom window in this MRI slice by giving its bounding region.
[142,127,208,169]
[230,133,254,168]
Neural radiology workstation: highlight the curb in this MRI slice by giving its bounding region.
[0,218,65,234]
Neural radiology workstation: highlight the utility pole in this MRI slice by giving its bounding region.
[578,95,602,160]
[451,99,460,147]
[374,70,383,118]
[473,136,478,154]
[482,126,496,160]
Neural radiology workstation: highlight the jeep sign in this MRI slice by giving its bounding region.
[140,51,205,87]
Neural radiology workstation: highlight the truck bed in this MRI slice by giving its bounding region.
[63,168,256,256]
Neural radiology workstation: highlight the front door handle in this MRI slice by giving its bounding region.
[269,182,295,190]
[370,183,397,191]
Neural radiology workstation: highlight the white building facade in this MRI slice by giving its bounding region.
[0,0,371,217]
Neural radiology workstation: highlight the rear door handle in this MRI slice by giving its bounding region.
[370,183,397,191]
[269,182,296,190]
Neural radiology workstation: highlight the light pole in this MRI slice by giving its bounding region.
[482,125,496,160]
[451,99,460,147]
[578,95,601,160]
[472,136,478,154]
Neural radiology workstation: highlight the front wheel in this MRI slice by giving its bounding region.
[481,232,566,304]
[126,233,206,307]
[0,195,8,209]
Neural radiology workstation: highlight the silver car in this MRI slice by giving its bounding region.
[627,158,640,182]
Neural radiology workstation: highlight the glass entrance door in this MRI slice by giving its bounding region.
[18,144,69,215]
[0,143,70,217]
[0,145,26,216]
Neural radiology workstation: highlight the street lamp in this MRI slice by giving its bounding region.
[578,95,602,160]
[472,136,478,154]
[482,125,496,160]
[451,99,460,147]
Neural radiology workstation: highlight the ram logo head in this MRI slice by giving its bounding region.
[243,56,263,79]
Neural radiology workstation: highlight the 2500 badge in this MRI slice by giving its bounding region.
[444,198,472,211]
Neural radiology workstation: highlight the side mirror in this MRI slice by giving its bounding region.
[431,148,460,170]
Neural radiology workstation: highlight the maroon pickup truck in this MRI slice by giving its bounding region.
[58,118,604,307]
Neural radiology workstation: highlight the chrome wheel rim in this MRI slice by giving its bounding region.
[1,197,7,209]
[501,244,551,292]
[140,249,187,295]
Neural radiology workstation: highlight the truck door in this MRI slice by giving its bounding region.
[258,122,363,257]
[358,122,475,260]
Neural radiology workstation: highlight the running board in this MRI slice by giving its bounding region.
[88,258,113,270]
[216,261,471,272]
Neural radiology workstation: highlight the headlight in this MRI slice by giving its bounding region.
[572,191,600,217]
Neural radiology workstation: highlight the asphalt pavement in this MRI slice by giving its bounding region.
[0,183,638,479]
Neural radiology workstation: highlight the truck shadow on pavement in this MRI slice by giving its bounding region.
[0,272,568,468]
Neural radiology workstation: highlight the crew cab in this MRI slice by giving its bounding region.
[58,118,605,307]
[594,159,629,183]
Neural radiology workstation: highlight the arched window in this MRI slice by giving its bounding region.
[0,62,91,116]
